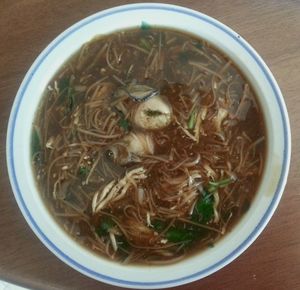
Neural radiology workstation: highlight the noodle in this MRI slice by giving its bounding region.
[31,27,266,265]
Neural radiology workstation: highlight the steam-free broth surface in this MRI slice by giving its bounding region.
[32,26,266,264]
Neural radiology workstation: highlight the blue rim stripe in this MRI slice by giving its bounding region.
[7,4,290,288]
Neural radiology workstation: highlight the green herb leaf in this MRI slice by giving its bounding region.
[141,21,151,30]
[118,117,130,131]
[165,227,197,243]
[192,190,214,223]
[58,77,75,112]
[192,177,234,223]
[78,166,89,178]
[188,109,197,130]
[96,217,115,236]
[31,127,41,158]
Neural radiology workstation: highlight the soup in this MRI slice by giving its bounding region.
[32,26,266,264]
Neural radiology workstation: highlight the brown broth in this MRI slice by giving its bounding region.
[31,27,266,264]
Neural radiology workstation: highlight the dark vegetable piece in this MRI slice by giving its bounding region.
[31,127,41,158]
[141,21,151,30]
[165,227,197,243]
[192,190,214,223]
[78,166,90,178]
[96,217,115,236]
[192,178,234,223]
[152,220,198,244]
[58,77,75,112]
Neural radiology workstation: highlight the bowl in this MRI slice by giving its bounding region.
[6,3,291,289]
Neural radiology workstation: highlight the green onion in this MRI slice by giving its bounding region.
[152,220,198,244]
[188,109,197,130]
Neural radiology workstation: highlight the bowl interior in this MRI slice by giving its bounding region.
[6,3,290,289]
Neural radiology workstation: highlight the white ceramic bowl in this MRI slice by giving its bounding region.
[6,3,291,289]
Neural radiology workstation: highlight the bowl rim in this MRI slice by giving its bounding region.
[6,3,291,288]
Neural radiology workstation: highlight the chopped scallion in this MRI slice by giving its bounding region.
[165,227,197,243]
